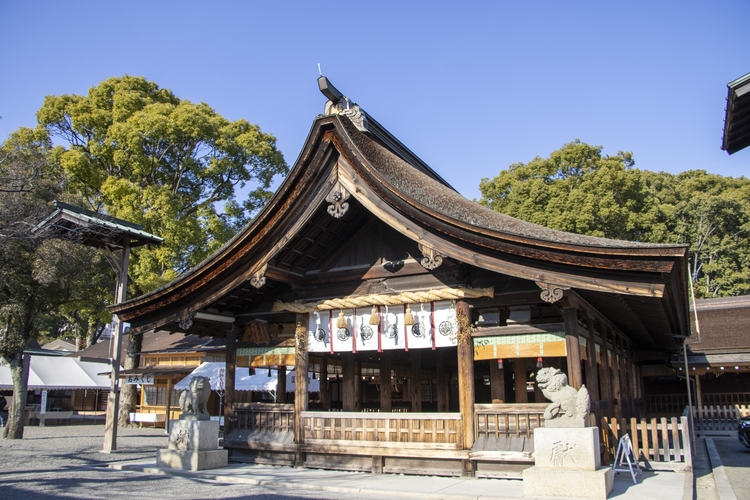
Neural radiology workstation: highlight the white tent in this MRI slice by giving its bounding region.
[0,356,114,390]
[174,362,320,392]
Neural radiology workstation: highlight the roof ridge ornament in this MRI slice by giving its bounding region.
[418,244,445,270]
[325,181,350,219]
[318,75,368,132]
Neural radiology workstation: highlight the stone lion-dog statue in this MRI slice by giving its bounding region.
[536,367,590,427]
[179,376,211,420]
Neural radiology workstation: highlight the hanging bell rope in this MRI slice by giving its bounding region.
[271,286,494,313]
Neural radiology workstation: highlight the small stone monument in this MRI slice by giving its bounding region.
[523,368,613,499]
[156,376,228,471]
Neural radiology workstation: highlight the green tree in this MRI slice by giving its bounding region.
[34,75,288,424]
[479,141,750,298]
[0,128,107,438]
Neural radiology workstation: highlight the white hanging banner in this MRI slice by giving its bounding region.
[307,300,459,353]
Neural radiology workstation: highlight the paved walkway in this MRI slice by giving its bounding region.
[0,424,695,500]
[110,458,690,500]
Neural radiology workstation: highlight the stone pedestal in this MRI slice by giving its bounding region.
[523,426,613,499]
[156,420,227,471]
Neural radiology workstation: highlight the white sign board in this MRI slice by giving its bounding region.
[40,389,48,414]
[124,373,154,385]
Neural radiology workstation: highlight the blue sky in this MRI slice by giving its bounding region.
[1,1,748,200]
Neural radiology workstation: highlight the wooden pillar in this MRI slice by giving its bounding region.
[342,353,356,412]
[533,359,544,403]
[694,374,703,408]
[410,351,422,412]
[380,353,392,412]
[584,317,601,420]
[224,324,237,437]
[456,301,475,476]
[514,359,528,403]
[320,357,330,410]
[294,314,309,466]
[277,366,287,403]
[165,377,172,432]
[436,349,448,412]
[355,361,362,410]
[600,328,613,418]
[563,307,583,389]
[611,336,622,419]
[490,359,505,403]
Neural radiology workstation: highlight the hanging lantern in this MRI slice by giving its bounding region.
[369,305,380,325]
[536,357,543,368]
[267,368,272,377]
[336,310,347,329]
[497,359,503,370]
[404,305,415,326]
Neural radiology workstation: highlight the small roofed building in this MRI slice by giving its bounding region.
[110,78,690,476]
[72,330,226,426]
[644,295,750,416]
[722,71,750,155]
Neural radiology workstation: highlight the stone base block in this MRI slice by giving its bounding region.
[533,426,601,470]
[167,420,219,451]
[523,466,613,500]
[157,449,228,471]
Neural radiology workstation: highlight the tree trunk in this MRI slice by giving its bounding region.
[117,331,142,426]
[86,318,100,348]
[3,352,30,439]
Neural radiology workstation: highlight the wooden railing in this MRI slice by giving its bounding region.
[702,393,750,405]
[645,393,750,417]
[601,416,692,468]
[302,411,463,450]
[234,403,294,434]
[692,404,750,432]
[473,403,546,440]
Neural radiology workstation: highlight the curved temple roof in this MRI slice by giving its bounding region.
[111,89,689,345]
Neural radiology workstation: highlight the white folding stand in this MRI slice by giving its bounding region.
[613,434,642,483]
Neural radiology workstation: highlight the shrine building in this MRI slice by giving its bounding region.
[111,78,690,477]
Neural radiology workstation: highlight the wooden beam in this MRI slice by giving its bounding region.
[563,307,583,390]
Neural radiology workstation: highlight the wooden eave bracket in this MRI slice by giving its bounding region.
[418,243,445,270]
[250,263,268,289]
[536,281,570,304]
[325,181,351,219]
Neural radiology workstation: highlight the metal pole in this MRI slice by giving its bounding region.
[103,239,130,452]
[683,341,696,451]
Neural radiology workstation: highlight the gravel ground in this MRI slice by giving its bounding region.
[0,425,373,499]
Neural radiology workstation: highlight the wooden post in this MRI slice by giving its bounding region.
[563,306,583,389]
[584,317,601,420]
[514,359,528,403]
[165,377,172,433]
[224,324,237,437]
[380,354,392,412]
[612,336,622,419]
[694,374,703,408]
[601,328,613,418]
[490,359,505,403]
[456,301,475,476]
[410,351,422,412]
[342,353,356,412]
[103,239,130,452]
[277,366,287,403]
[533,360,544,403]
[320,357,330,410]
[294,314,309,467]
[436,349,448,412]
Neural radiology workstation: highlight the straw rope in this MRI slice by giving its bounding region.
[271,286,494,313]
